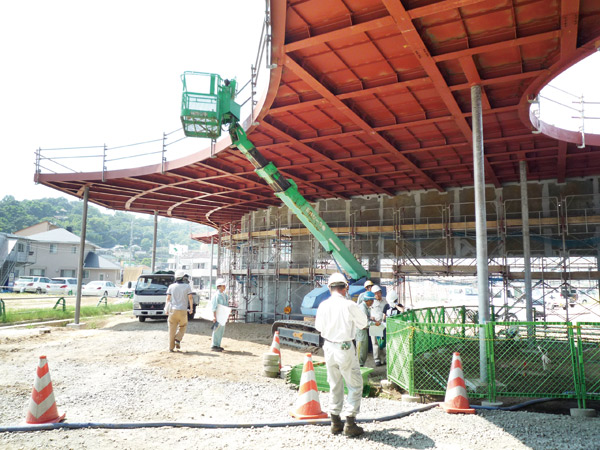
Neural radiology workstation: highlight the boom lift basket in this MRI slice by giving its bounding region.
[180,71,239,139]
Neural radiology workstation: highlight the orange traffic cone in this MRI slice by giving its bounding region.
[25,356,66,424]
[290,353,328,420]
[441,352,475,414]
[269,331,282,369]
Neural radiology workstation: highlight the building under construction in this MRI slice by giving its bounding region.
[35,0,600,323]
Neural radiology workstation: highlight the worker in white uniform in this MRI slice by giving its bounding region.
[315,272,368,437]
[370,285,385,366]
[211,278,229,352]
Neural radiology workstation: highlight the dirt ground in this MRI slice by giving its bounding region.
[1,314,599,450]
[0,312,387,387]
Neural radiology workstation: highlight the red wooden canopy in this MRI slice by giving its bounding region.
[37,0,600,231]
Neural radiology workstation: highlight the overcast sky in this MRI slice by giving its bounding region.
[0,3,598,204]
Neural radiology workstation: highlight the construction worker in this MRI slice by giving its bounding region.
[356,279,374,304]
[356,291,377,366]
[370,285,385,366]
[211,278,228,352]
[315,272,367,437]
[383,290,404,318]
[165,270,194,352]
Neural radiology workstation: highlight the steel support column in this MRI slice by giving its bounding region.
[472,85,489,381]
[151,211,158,273]
[75,186,89,325]
[520,161,533,323]
[209,235,214,300]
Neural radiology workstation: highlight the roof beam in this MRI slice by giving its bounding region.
[284,54,443,191]
[284,16,395,53]
[408,0,488,19]
[433,31,561,63]
[381,0,500,188]
[560,1,580,61]
[259,119,396,196]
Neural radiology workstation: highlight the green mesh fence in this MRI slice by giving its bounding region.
[387,307,600,406]
[577,323,600,406]
[287,362,372,397]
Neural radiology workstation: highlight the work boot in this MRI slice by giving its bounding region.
[343,416,364,437]
[330,414,343,435]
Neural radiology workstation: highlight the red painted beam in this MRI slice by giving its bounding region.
[381,0,500,187]
[433,31,561,62]
[284,54,443,191]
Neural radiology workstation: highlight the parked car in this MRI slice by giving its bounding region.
[18,276,53,294]
[81,280,120,297]
[47,277,78,296]
[118,281,134,298]
[12,276,35,293]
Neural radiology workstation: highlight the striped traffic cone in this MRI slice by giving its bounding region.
[269,331,282,369]
[290,353,328,420]
[25,356,66,424]
[441,352,475,414]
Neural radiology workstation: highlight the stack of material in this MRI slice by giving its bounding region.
[262,353,280,378]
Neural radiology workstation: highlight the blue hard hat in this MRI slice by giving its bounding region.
[364,291,376,301]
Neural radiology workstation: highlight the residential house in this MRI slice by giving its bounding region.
[10,223,120,284]
[0,232,34,288]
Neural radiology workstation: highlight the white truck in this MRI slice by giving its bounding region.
[132,271,199,322]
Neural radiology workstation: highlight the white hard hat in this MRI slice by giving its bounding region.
[364,280,374,288]
[175,270,187,280]
[371,285,381,293]
[387,290,399,305]
[327,273,348,287]
[215,278,227,287]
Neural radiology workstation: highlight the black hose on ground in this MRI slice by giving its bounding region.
[471,397,554,411]
[0,404,437,433]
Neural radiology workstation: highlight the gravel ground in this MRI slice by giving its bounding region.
[0,314,598,449]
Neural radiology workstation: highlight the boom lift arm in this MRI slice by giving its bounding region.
[228,124,368,281]
[180,71,368,281]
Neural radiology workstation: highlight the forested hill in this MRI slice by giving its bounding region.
[0,196,212,250]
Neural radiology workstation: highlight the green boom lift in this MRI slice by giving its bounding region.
[180,72,369,346]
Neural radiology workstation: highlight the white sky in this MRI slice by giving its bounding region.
[0,0,266,202]
[0,3,598,204]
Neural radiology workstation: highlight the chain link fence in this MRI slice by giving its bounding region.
[387,307,600,408]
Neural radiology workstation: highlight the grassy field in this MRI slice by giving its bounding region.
[0,298,132,324]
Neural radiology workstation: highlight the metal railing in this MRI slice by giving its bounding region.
[34,0,274,182]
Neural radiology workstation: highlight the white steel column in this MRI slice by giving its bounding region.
[151,211,158,273]
[520,161,533,323]
[472,85,489,381]
[74,186,89,325]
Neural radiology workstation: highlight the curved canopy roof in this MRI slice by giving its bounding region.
[37,0,600,230]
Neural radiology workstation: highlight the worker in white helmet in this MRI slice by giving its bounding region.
[383,290,404,318]
[211,278,229,352]
[356,279,374,305]
[314,272,368,437]
[165,270,194,352]
[370,285,385,366]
